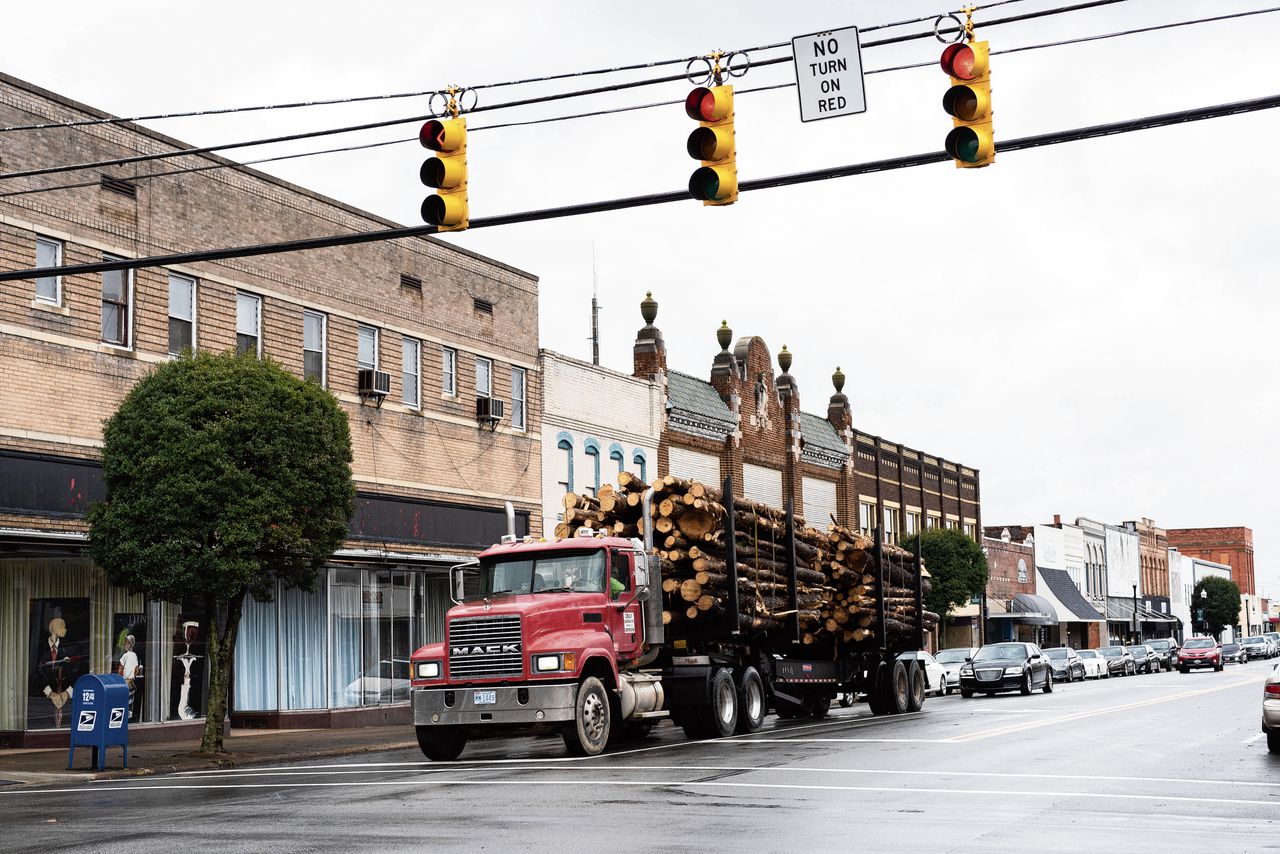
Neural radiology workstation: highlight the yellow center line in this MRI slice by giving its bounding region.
[949,674,1266,743]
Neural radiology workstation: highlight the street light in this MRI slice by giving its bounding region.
[1132,583,1140,644]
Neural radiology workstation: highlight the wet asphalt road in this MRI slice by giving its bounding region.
[3,659,1278,853]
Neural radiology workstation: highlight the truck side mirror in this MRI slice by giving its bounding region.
[634,564,649,592]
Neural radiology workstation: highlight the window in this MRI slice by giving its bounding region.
[442,347,457,396]
[475,357,492,397]
[584,439,601,497]
[859,501,876,538]
[609,444,625,477]
[883,507,900,545]
[100,255,131,346]
[236,292,261,356]
[35,237,62,304]
[556,433,575,508]
[906,511,922,537]
[167,272,196,354]
[303,311,326,385]
[402,337,420,408]
[946,518,960,531]
[357,325,379,371]
[510,367,526,430]
[927,513,940,530]
[633,450,647,483]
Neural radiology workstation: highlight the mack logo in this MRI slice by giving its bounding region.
[452,643,521,656]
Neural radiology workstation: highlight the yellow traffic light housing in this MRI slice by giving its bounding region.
[419,117,468,230]
[941,40,994,168]
[685,85,737,205]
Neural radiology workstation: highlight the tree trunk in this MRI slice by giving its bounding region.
[199,588,247,755]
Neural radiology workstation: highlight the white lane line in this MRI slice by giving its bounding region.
[714,738,957,744]
[8,777,1280,807]
[1244,732,1266,745]
[112,762,1280,790]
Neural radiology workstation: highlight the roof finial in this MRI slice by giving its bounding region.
[778,345,792,374]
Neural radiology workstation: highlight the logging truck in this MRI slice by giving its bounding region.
[409,474,935,760]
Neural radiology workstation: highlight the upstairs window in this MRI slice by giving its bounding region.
[357,324,379,371]
[167,272,196,355]
[35,237,63,304]
[100,255,131,346]
[236,292,261,357]
[510,367,526,430]
[475,357,492,398]
[402,337,421,409]
[442,347,457,396]
[303,310,326,385]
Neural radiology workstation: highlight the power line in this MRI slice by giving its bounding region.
[2,4,1273,201]
[0,0,1136,182]
[4,91,1276,284]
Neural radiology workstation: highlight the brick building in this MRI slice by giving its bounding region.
[631,294,981,637]
[0,73,540,744]
[975,529,1043,646]
[1124,517,1171,613]
[1167,526,1260,636]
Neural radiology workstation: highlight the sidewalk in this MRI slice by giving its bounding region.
[0,724,417,787]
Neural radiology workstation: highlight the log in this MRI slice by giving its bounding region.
[679,579,702,602]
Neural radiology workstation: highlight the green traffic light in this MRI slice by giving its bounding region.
[945,127,982,163]
[688,166,721,201]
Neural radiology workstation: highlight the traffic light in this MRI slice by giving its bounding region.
[940,40,994,168]
[685,85,737,205]
[419,117,468,230]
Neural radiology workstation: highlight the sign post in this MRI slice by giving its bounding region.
[791,27,868,123]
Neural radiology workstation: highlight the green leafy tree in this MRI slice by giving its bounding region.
[88,352,354,754]
[1193,575,1242,638]
[902,528,989,619]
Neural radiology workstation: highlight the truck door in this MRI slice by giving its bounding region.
[606,550,643,659]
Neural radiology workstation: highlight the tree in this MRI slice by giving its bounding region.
[1193,575,1241,638]
[88,351,354,754]
[902,529,989,620]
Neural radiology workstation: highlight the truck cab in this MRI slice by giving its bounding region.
[410,533,663,760]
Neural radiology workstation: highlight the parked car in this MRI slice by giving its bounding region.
[1127,644,1159,674]
[1178,636,1223,673]
[898,650,950,696]
[1263,664,1280,753]
[1097,645,1136,677]
[1265,632,1280,658]
[959,642,1054,698]
[1221,642,1248,665]
[1242,636,1272,660]
[342,657,412,705]
[1044,647,1086,683]
[1076,649,1109,679]
[935,647,979,693]
[1145,638,1178,671]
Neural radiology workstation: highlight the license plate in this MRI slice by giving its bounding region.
[473,690,496,705]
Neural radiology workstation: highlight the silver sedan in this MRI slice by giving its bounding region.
[1264,664,1280,753]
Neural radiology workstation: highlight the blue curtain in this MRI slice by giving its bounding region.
[281,584,326,710]
[234,592,278,711]
[329,569,363,708]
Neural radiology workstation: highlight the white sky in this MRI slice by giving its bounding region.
[12,1,1279,596]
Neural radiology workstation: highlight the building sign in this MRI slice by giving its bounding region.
[791,26,867,122]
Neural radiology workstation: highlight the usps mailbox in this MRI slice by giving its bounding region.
[67,673,129,770]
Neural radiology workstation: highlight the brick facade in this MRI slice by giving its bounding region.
[1166,527,1255,596]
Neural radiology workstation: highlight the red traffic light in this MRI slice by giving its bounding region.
[940,43,983,80]
[685,87,715,122]
[420,120,447,151]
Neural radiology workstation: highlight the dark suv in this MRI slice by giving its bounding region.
[1127,644,1159,674]
[1144,638,1178,671]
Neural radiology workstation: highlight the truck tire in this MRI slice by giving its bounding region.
[811,695,832,719]
[415,725,467,761]
[889,660,911,714]
[735,667,766,733]
[868,662,892,716]
[562,676,612,756]
[905,661,925,713]
[773,696,804,720]
[683,668,738,739]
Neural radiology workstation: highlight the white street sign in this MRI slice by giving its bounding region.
[792,26,867,123]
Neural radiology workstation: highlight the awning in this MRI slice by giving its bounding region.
[990,593,1058,626]
[1106,597,1179,624]
[1039,568,1106,622]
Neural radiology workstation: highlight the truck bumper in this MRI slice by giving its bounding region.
[413,683,579,728]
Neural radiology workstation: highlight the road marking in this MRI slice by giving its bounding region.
[9,777,1280,807]
[717,737,958,744]
[1244,732,1266,745]
[950,674,1267,742]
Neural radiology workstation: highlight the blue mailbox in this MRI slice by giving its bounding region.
[67,673,129,770]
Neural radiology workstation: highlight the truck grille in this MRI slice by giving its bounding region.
[448,615,523,680]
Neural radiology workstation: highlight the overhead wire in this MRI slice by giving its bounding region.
[0,0,1138,182]
[4,91,1277,284]
[2,4,1273,200]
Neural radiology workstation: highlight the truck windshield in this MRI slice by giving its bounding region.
[469,549,608,600]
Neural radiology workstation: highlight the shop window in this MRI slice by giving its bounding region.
[609,444,624,477]
[632,450,647,482]
[584,439,601,497]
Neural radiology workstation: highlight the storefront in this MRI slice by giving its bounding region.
[1105,597,1180,645]
[986,593,1058,645]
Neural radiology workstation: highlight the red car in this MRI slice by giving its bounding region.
[1178,637,1223,673]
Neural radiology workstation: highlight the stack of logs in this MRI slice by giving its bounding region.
[555,473,940,646]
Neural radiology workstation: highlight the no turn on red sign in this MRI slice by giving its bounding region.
[791,26,867,123]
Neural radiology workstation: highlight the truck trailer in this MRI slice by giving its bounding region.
[409,476,932,760]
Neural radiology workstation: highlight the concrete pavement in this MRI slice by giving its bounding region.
[2,658,1277,853]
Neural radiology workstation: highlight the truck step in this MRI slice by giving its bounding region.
[631,710,670,720]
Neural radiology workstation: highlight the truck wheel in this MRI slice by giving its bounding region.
[773,697,803,720]
[889,660,911,714]
[415,725,466,762]
[868,662,892,716]
[905,661,925,712]
[562,676,612,756]
[735,667,766,733]
[811,695,832,719]
[706,667,739,737]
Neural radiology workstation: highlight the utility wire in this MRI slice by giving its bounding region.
[4,91,1277,284]
[0,2,1030,135]
[0,0,1136,182]
[2,4,1271,200]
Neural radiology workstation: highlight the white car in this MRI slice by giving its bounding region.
[935,647,979,693]
[898,651,951,696]
[1076,649,1109,679]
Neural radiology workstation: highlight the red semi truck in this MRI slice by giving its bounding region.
[409,482,930,760]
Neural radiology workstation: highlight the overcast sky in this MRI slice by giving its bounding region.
[12,1,1279,596]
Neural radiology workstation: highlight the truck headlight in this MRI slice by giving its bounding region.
[534,653,577,673]
[416,661,441,679]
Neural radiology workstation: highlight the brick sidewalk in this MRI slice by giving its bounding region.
[0,724,417,786]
